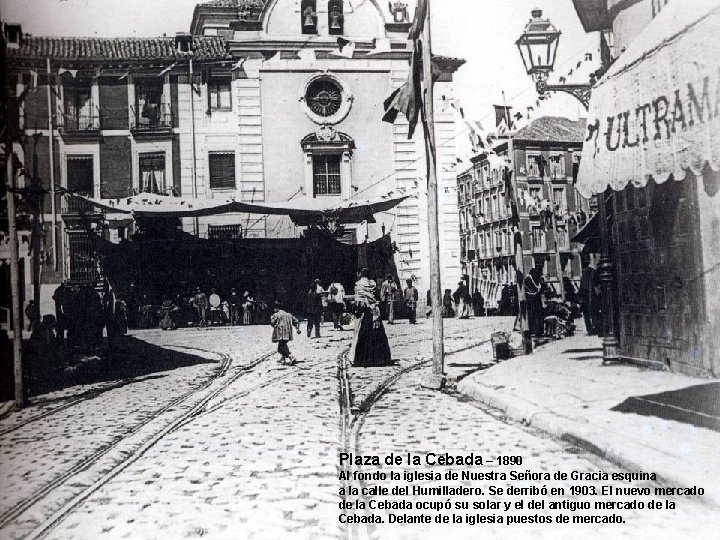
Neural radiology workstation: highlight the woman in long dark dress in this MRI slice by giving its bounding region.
[350,269,392,367]
[524,268,544,337]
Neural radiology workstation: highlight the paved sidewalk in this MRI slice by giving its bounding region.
[456,331,720,507]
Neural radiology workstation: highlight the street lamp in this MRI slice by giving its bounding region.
[515,9,619,362]
[516,9,591,109]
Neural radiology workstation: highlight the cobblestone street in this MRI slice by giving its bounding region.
[0,318,716,539]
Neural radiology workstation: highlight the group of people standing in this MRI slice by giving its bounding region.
[434,281,485,319]
[275,270,418,368]
[522,258,600,341]
[123,285,265,331]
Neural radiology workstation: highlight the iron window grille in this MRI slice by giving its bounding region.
[313,154,342,196]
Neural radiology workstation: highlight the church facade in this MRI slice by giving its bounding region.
[5,0,464,311]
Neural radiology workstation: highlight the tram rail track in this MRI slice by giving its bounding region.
[0,345,228,438]
[0,346,282,539]
[338,330,493,540]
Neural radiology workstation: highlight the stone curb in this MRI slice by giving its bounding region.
[456,377,720,508]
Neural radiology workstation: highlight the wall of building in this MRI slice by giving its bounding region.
[605,0,719,377]
[265,0,385,38]
[608,0,675,52]
[696,175,720,376]
[459,139,587,309]
[612,177,715,376]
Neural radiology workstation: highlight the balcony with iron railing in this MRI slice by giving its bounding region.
[130,103,174,136]
[58,105,101,140]
[61,191,103,219]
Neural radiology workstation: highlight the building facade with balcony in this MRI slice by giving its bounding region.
[457,116,592,310]
[7,34,229,293]
[5,0,465,311]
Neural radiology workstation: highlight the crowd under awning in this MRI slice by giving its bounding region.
[576,0,720,198]
[65,192,412,226]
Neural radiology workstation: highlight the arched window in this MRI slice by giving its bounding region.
[301,0,318,34]
[328,0,344,35]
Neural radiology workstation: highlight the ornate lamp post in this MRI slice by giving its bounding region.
[515,9,619,361]
[515,9,592,109]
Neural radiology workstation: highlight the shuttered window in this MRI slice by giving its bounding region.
[67,155,94,194]
[209,152,236,190]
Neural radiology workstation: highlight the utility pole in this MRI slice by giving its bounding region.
[189,58,199,236]
[5,153,24,408]
[1,10,25,407]
[550,207,566,301]
[419,0,445,390]
[503,96,532,354]
[46,58,58,272]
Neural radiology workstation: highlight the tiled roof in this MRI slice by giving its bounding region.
[513,116,586,144]
[8,36,229,62]
[433,55,465,72]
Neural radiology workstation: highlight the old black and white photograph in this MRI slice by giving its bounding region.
[0,0,719,538]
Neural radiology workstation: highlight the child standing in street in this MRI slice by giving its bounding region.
[270,301,301,365]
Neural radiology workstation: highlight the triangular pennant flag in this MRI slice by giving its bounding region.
[243,58,263,78]
[382,41,423,139]
[297,48,316,61]
[231,58,247,71]
[158,62,178,77]
[265,52,282,63]
[366,37,392,56]
[329,38,355,59]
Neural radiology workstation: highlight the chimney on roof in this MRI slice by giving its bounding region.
[175,32,193,53]
[3,23,23,49]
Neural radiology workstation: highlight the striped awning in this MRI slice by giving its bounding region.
[577,0,720,197]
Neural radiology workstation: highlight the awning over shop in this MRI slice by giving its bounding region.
[577,0,720,197]
[64,192,412,225]
[570,211,599,244]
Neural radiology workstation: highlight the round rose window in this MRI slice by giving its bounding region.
[305,78,343,118]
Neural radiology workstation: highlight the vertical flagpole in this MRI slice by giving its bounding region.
[420,0,445,390]
[189,58,199,236]
[46,58,58,272]
[503,92,532,354]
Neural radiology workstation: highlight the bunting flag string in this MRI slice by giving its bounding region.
[58,68,77,78]
[366,37,392,56]
[158,62,178,77]
[329,37,355,59]
[296,48,317,61]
